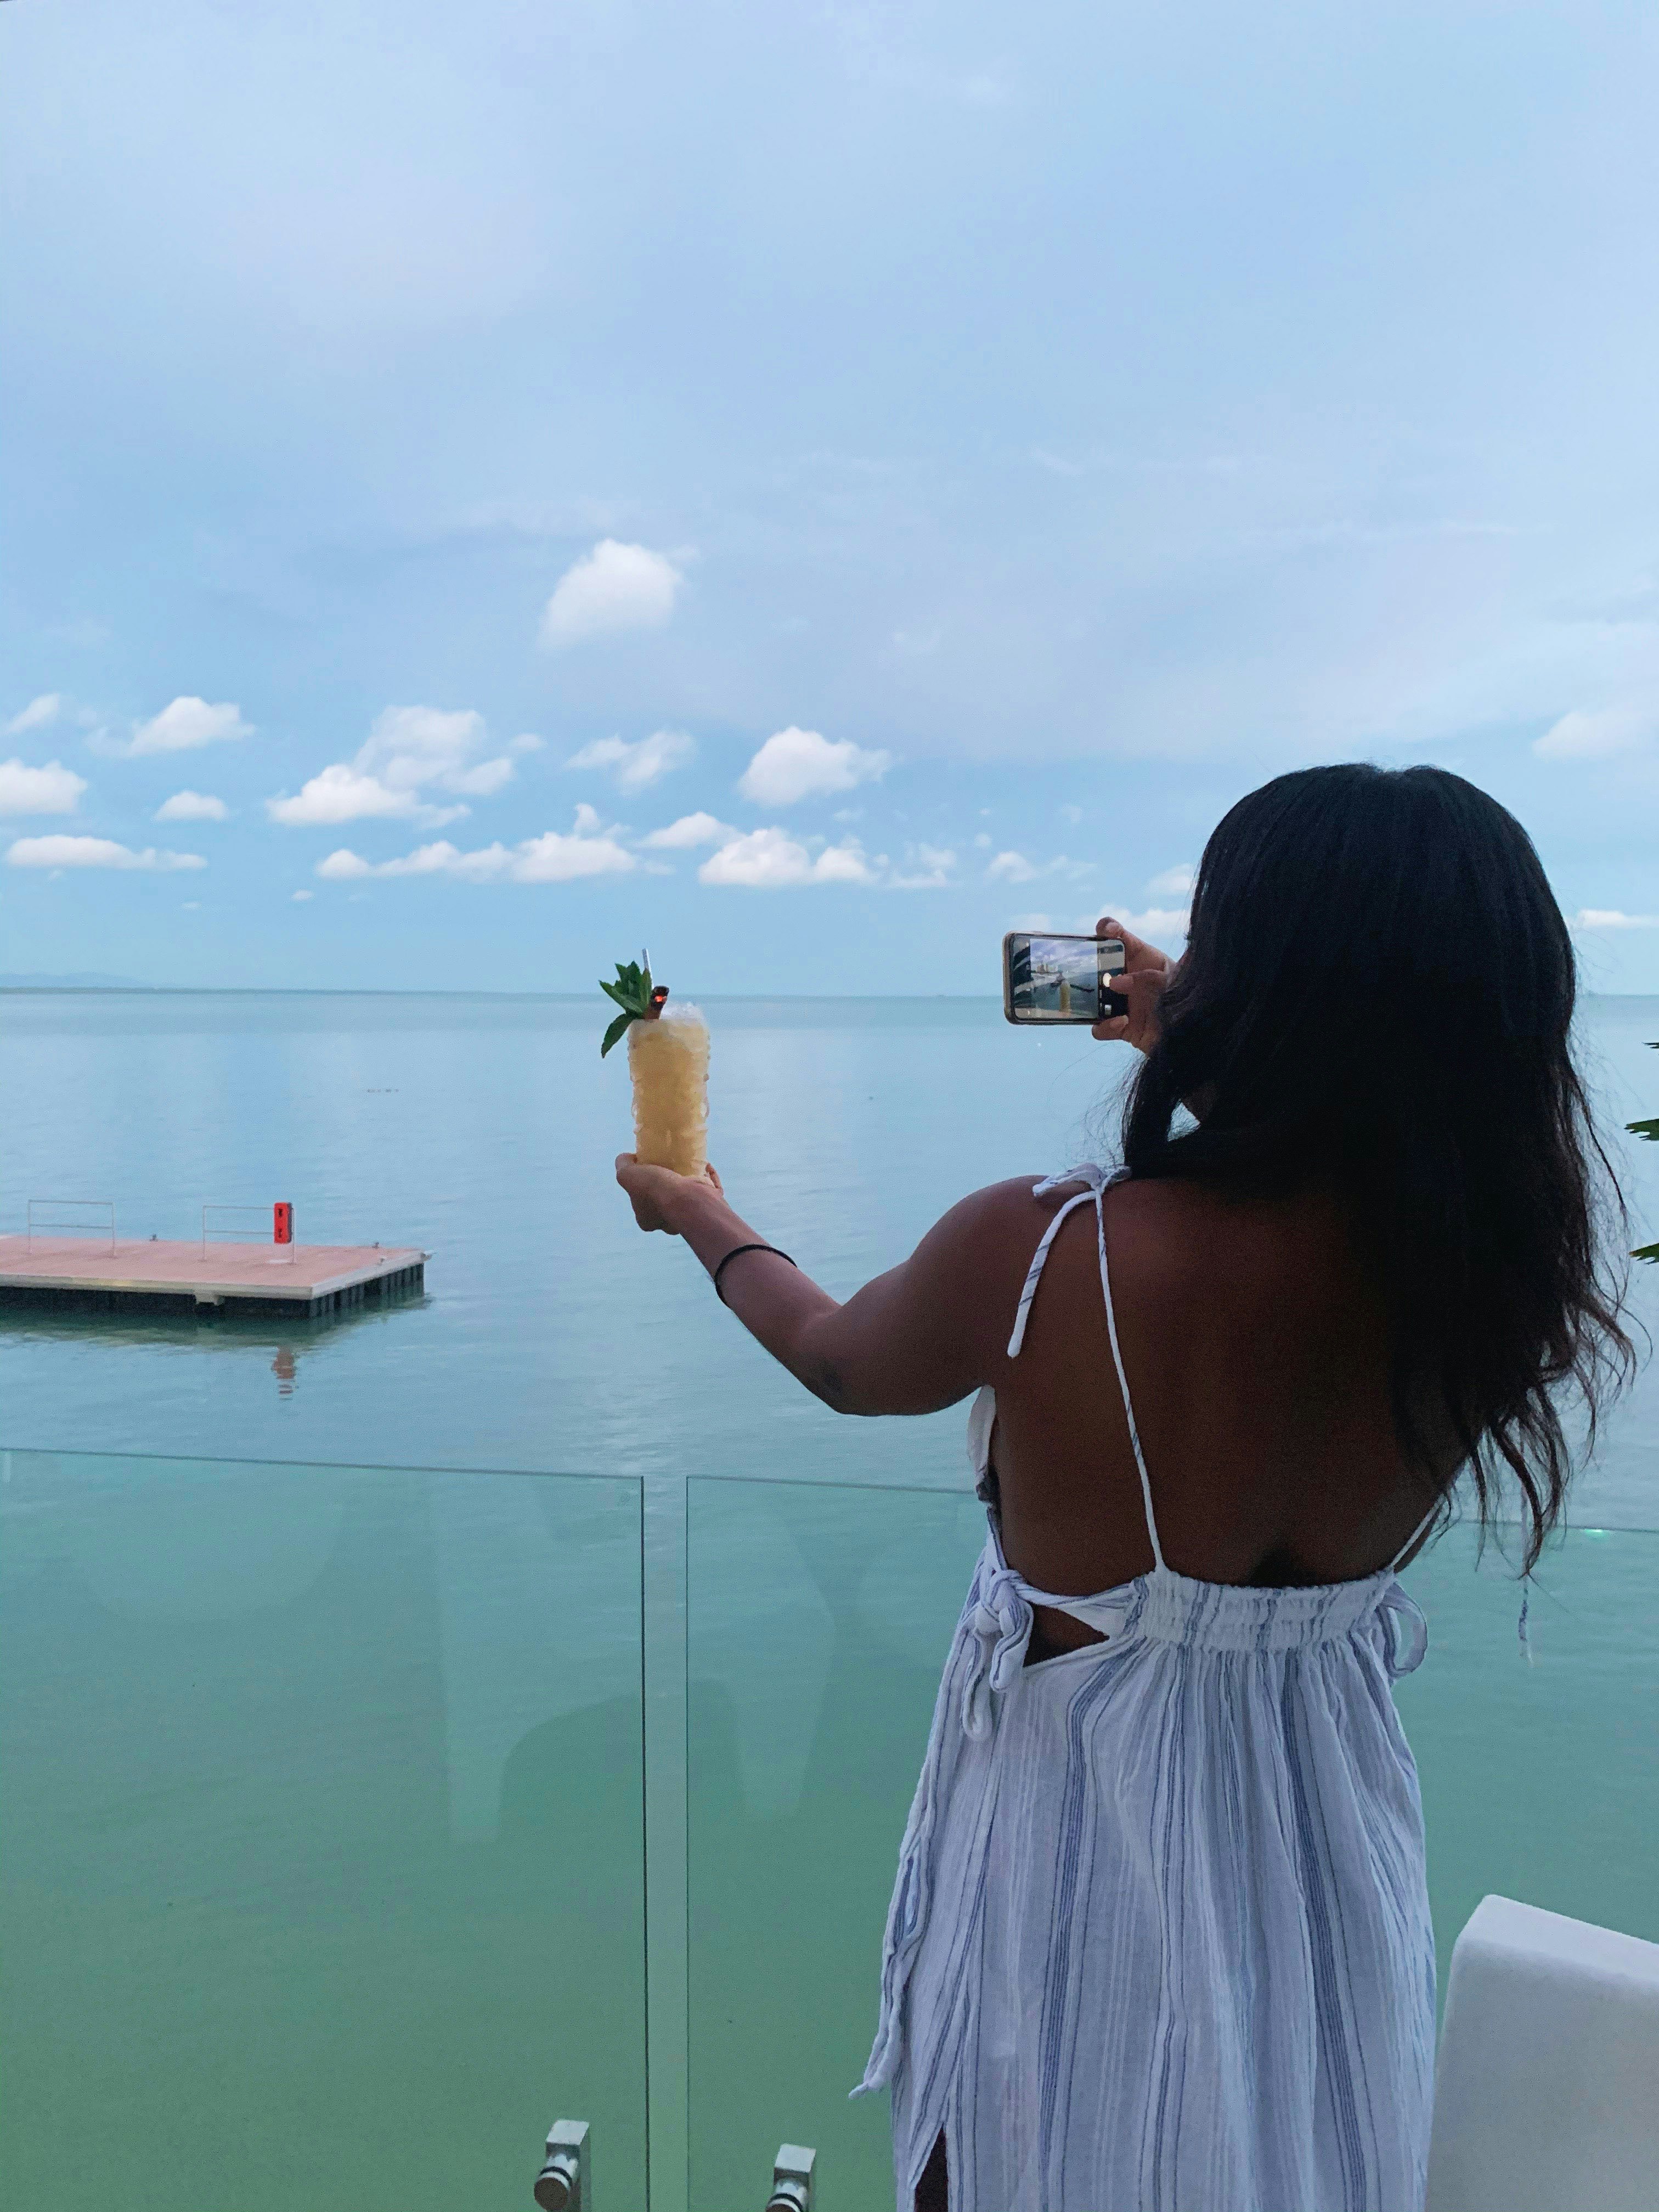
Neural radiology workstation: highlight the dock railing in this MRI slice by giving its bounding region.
[25,1198,116,1256]
[200,1204,295,1262]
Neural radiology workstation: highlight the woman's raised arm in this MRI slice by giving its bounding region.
[614,1156,1040,1417]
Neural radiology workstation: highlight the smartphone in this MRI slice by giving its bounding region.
[1002,932,1127,1024]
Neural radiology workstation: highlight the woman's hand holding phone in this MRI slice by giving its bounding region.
[1091,917,1173,1054]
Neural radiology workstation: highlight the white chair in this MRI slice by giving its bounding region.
[1426,1894,1659,2211]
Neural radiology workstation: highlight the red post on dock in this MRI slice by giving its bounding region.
[274,1202,294,1245]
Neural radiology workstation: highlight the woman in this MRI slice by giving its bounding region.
[617,764,1632,2212]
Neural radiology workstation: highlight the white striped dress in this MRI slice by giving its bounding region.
[857,1166,1437,2212]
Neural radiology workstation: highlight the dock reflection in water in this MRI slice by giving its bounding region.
[0,1278,428,1407]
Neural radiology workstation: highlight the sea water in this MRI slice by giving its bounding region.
[2,990,1654,1520]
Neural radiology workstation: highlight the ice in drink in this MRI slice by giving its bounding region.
[628,1002,709,1177]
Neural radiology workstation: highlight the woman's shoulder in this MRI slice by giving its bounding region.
[938,1169,1283,1274]
[925,1175,1062,1263]
[912,1175,1097,1300]
[1103,1170,1363,1316]
[934,1169,1355,1313]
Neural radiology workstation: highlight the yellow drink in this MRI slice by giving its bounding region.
[628,1002,709,1176]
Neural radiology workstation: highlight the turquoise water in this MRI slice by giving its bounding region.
[1,1448,651,2212]
[2,989,1655,1522]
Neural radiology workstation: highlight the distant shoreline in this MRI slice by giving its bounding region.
[3,984,1655,1003]
[0,983,1007,1002]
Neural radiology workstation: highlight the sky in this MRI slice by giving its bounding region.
[3,0,1657,995]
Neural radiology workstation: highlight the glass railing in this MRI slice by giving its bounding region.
[0,1448,648,2211]
[1394,1517,1659,1997]
[5,1448,1656,2210]
[686,1477,988,2210]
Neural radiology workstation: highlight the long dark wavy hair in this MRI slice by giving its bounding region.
[1122,764,1634,1570]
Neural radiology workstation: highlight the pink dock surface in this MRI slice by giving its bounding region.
[0,1235,426,1312]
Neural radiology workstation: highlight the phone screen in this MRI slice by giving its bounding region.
[1003,933,1126,1024]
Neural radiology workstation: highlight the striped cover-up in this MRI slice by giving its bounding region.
[857,1165,1437,2212]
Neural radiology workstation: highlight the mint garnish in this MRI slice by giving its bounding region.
[599,953,657,1057]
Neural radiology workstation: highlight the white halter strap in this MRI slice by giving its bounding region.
[1388,1496,1443,1577]
[1006,1165,1166,1574]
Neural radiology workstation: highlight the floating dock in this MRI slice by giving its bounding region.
[0,1236,427,1319]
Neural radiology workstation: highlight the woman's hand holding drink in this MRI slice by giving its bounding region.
[615,1154,724,1234]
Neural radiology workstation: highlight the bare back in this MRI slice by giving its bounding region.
[989,1173,1443,1600]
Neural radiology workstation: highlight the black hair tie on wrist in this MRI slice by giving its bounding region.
[711,1241,797,1305]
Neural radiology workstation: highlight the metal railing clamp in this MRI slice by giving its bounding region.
[533,2118,590,2209]
[765,2142,816,2211]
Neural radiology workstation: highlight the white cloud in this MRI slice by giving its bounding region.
[1534,706,1657,760]
[315,808,636,885]
[291,888,314,902]
[641,811,733,849]
[1147,862,1197,896]
[358,706,512,794]
[5,834,205,871]
[447,757,515,797]
[1128,905,1190,946]
[129,697,252,755]
[509,824,638,881]
[567,730,695,793]
[1572,909,1659,930]
[737,726,893,807]
[155,789,228,822]
[268,763,464,828]
[890,843,957,889]
[0,758,88,815]
[988,849,1098,887]
[1094,903,1192,950]
[987,849,1037,883]
[699,826,876,887]
[267,704,516,826]
[540,539,684,647]
[7,693,63,736]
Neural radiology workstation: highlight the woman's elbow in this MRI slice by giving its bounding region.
[796,1356,950,1419]
[800,1357,877,1415]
